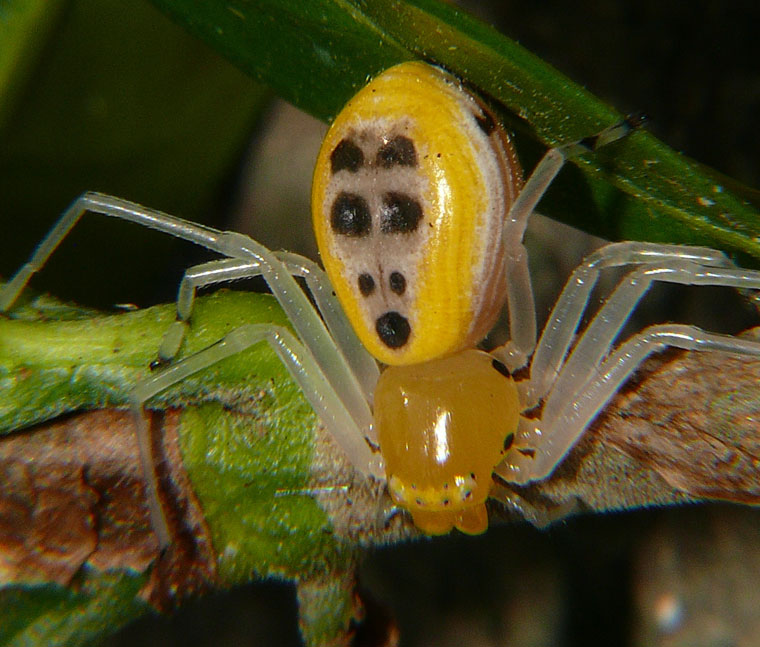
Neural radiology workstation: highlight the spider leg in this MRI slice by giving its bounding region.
[489,479,579,527]
[498,245,760,484]
[0,192,225,311]
[502,324,760,484]
[154,251,379,410]
[275,252,380,407]
[497,116,644,371]
[0,192,372,433]
[155,258,266,363]
[1,192,380,544]
[523,242,733,407]
[133,322,384,546]
[543,258,760,421]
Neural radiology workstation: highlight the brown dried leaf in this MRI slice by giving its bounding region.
[523,337,760,517]
[604,346,760,505]
[0,409,217,611]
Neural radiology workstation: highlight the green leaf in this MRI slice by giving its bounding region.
[151,0,760,264]
[0,0,270,305]
[0,571,149,647]
[0,0,65,130]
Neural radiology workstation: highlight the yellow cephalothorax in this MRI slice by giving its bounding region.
[374,350,521,535]
[312,62,522,366]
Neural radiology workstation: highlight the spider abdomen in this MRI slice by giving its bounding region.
[312,62,523,366]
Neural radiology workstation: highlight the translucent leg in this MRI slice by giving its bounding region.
[498,116,645,370]
[541,259,760,428]
[0,193,225,311]
[489,481,579,527]
[156,258,264,362]
[1,192,380,544]
[276,252,380,405]
[0,192,372,435]
[133,322,386,546]
[496,244,536,371]
[524,242,734,407]
[154,252,379,410]
[501,324,760,484]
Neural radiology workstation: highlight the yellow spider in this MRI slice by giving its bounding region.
[3,62,760,545]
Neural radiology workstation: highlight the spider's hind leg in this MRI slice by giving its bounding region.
[499,245,760,485]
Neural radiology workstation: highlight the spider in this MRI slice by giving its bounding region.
[2,62,760,547]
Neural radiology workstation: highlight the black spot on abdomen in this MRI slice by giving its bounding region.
[376,312,411,348]
[377,135,417,168]
[331,192,371,237]
[358,273,375,296]
[330,138,364,173]
[389,271,406,295]
[380,192,422,234]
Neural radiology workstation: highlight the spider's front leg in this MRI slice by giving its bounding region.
[1,192,384,547]
[132,236,385,546]
[497,243,760,485]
